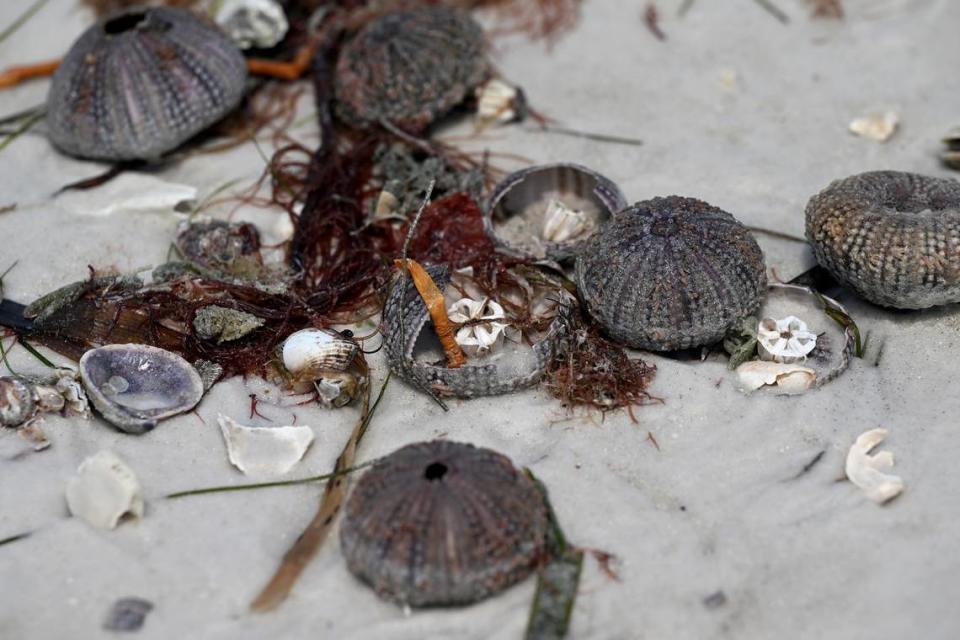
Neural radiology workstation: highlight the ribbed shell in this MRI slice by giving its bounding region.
[334,7,486,132]
[806,171,960,309]
[47,7,247,161]
[575,196,767,351]
[340,440,548,607]
[281,328,359,378]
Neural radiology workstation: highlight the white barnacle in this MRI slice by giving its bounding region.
[845,428,904,504]
[757,315,817,364]
[475,78,525,128]
[447,297,518,357]
[542,199,591,243]
[215,0,289,50]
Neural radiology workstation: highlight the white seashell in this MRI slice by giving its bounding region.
[542,199,590,243]
[736,361,816,394]
[845,428,904,504]
[372,190,401,222]
[216,0,289,50]
[218,414,314,476]
[849,111,899,142]
[66,451,144,529]
[757,315,818,363]
[282,328,358,377]
[475,78,525,127]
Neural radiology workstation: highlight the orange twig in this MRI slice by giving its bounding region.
[246,38,318,81]
[0,59,59,89]
[395,258,466,369]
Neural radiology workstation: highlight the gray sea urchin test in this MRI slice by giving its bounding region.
[333,7,487,132]
[575,196,767,351]
[340,440,548,607]
[805,171,960,309]
[46,7,247,161]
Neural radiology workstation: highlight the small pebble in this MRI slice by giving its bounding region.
[103,597,153,632]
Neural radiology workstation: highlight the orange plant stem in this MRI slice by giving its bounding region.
[0,59,59,89]
[395,259,467,369]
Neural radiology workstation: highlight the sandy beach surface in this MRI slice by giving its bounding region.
[1,1,959,638]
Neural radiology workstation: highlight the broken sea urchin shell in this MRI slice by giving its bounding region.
[383,265,574,398]
[281,328,367,407]
[806,171,960,309]
[334,7,487,132]
[575,196,767,350]
[340,440,548,607]
[46,7,247,161]
[485,163,627,262]
[79,344,204,434]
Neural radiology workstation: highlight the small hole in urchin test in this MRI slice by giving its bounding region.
[424,462,448,481]
[104,12,147,35]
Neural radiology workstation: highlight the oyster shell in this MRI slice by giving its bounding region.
[575,196,767,350]
[340,440,548,607]
[46,7,248,161]
[281,329,366,407]
[79,344,204,434]
[806,171,960,308]
[485,163,627,262]
[334,7,487,132]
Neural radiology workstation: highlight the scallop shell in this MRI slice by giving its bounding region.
[0,377,37,428]
[805,171,960,309]
[46,7,248,161]
[281,328,364,406]
[340,440,548,607]
[484,163,628,262]
[79,344,204,434]
[575,196,767,350]
[334,7,487,132]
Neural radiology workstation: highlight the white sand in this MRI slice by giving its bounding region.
[1,1,959,638]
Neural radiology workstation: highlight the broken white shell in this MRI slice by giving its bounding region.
[79,344,205,435]
[849,111,899,142]
[215,0,289,50]
[475,78,525,127]
[218,414,314,476]
[736,361,816,394]
[757,315,817,363]
[65,451,144,529]
[542,199,590,243]
[845,428,904,504]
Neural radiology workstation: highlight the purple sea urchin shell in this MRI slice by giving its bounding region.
[46,7,247,161]
[805,171,960,309]
[334,7,487,132]
[575,196,767,350]
[485,163,628,262]
[340,440,548,607]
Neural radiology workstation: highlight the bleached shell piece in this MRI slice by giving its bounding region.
[542,199,589,243]
[79,344,205,435]
[217,414,313,476]
[475,78,524,127]
[216,0,289,50]
[757,315,817,363]
[736,361,816,394]
[849,111,899,142]
[281,328,359,377]
[66,451,144,529]
[845,428,904,504]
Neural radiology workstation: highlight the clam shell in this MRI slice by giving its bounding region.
[281,328,359,378]
[485,163,627,262]
[334,7,487,132]
[340,440,548,607]
[805,171,960,308]
[0,377,36,428]
[46,7,247,161]
[79,344,204,434]
[575,196,767,351]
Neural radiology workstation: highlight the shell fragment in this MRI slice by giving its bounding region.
[218,414,314,476]
[736,361,816,394]
[66,451,144,529]
[845,428,904,504]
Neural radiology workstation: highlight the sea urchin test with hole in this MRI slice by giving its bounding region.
[46,6,247,162]
[575,196,767,350]
[340,440,548,607]
[805,171,960,309]
[333,7,486,133]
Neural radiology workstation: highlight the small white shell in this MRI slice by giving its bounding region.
[757,315,817,363]
[845,428,904,504]
[216,0,289,50]
[282,329,359,377]
[475,78,525,127]
[849,111,899,142]
[65,451,144,529]
[736,361,816,394]
[218,414,314,476]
